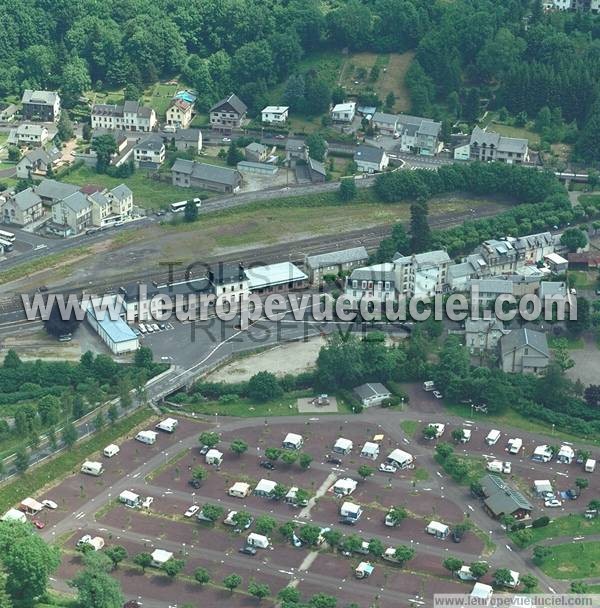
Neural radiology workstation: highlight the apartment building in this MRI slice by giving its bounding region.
[393,250,451,297]
[21,90,61,122]
[468,126,529,164]
[91,100,157,132]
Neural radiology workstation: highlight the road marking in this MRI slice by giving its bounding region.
[467,505,474,512]
[505,544,513,552]
[436,472,443,478]
[548,586,556,594]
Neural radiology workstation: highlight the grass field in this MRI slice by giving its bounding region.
[510,515,600,547]
[488,121,541,148]
[548,335,585,350]
[539,541,600,579]
[569,270,598,291]
[61,165,210,210]
[142,82,179,118]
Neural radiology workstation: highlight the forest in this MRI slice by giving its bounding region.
[2,0,600,160]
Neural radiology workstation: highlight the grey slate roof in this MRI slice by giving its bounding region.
[172,159,241,186]
[21,89,58,106]
[354,144,385,164]
[306,246,368,270]
[349,263,396,283]
[539,281,567,299]
[35,179,80,201]
[417,120,442,137]
[134,134,164,152]
[470,125,500,147]
[470,125,527,155]
[500,328,549,358]
[21,147,60,165]
[308,157,326,176]
[61,191,90,213]
[173,128,201,142]
[373,112,398,126]
[89,191,110,209]
[12,188,42,211]
[245,142,267,154]
[393,250,451,267]
[209,93,247,115]
[110,184,132,201]
[470,278,515,295]
[481,474,533,517]
[448,261,477,282]
[354,383,391,401]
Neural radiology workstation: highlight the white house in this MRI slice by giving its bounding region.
[261,106,289,123]
[8,123,49,146]
[331,102,356,122]
[91,100,157,132]
[354,145,389,173]
[353,383,391,407]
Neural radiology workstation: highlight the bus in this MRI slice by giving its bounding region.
[0,229,15,242]
[0,238,14,252]
[170,198,201,213]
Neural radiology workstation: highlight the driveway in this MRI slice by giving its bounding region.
[566,335,600,387]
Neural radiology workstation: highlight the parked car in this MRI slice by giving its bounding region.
[142,497,154,509]
[188,479,202,489]
[544,499,562,508]
[566,489,579,500]
[275,134,285,139]
[222,137,231,143]
[184,505,200,517]
[291,534,302,548]
[451,528,464,543]
[379,463,398,473]
[239,545,257,556]
[42,499,57,510]
[326,455,342,466]
[199,445,210,455]
[33,519,45,529]
[432,390,443,399]
[259,460,275,470]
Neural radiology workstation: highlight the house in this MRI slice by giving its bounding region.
[395,114,443,156]
[499,328,550,374]
[353,383,392,408]
[21,90,61,122]
[86,296,139,354]
[393,250,451,297]
[51,191,93,235]
[372,112,398,135]
[306,246,369,284]
[567,252,600,270]
[285,138,309,165]
[480,474,533,520]
[544,252,568,273]
[109,184,134,218]
[16,147,60,179]
[208,263,250,303]
[345,263,397,304]
[331,102,356,122]
[254,479,277,498]
[469,126,529,164]
[161,128,202,154]
[8,123,49,147]
[133,134,165,169]
[165,98,193,129]
[307,157,326,183]
[354,145,389,173]
[465,319,509,353]
[171,159,242,193]
[0,103,18,121]
[245,142,269,163]
[360,441,380,460]
[245,261,307,294]
[34,179,80,207]
[2,188,44,226]
[150,549,173,568]
[282,432,303,450]
[209,93,247,133]
[91,101,157,132]
[90,183,133,226]
[261,106,288,123]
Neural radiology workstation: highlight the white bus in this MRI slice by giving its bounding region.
[0,238,14,252]
[0,230,15,242]
[170,198,201,213]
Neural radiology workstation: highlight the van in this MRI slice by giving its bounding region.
[103,444,120,458]
[81,461,104,476]
[423,381,435,392]
[135,430,158,445]
[485,429,501,445]
[155,418,178,433]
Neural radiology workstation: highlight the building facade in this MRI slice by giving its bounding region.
[209,93,247,133]
[171,159,242,193]
[91,101,157,132]
[21,90,61,122]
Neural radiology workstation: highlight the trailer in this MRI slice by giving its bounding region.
[247,532,270,549]
[486,460,510,474]
[103,444,120,458]
[81,461,104,476]
[426,520,450,539]
[282,432,303,450]
[355,561,374,579]
[155,418,178,433]
[557,445,575,464]
[423,381,435,392]
[228,482,250,498]
[119,490,141,508]
[485,429,501,445]
[585,459,596,473]
[340,501,363,522]
[332,478,358,496]
[507,438,522,454]
[135,430,158,445]
[205,448,223,466]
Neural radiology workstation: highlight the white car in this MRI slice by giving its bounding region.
[184,505,200,517]
[145,324,154,333]
[544,499,562,508]
[42,499,58,510]
[432,390,443,399]
[222,137,231,142]
[142,497,154,509]
[151,323,160,332]
[379,463,398,473]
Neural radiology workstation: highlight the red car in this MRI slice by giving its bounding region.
[32,520,45,529]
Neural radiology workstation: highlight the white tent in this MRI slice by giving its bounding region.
[332,478,358,496]
[333,438,353,454]
[1,508,26,523]
[151,549,173,566]
[387,448,413,468]
[360,441,379,459]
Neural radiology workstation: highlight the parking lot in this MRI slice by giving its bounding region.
[22,389,599,606]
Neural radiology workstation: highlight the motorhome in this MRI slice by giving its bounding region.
[355,562,374,579]
[486,460,511,474]
[423,381,435,391]
[228,482,251,498]
[556,445,575,464]
[103,444,120,458]
[340,501,363,522]
[485,429,501,445]
[507,438,522,454]
[155,418,178,433]
[332,478,358,496]
[119,490,141,508]
[81,461,104,476]
[426,520,450,539]
[135,430,158,445]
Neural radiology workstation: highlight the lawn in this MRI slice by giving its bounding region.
[510,514,600,547]
[400,420,419,437]
[61,165,210,210]
[539,541,600,580]
[488,121,541,148]
[548,335,585,350]
[569,270,598,291]
[580,194,600,206]
[142,82,179,118]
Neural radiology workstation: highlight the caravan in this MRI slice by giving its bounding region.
[155,418,178,433]
[103,444,120,458]
[507,438,522,454]
[385,448,414,470]
[119,490,141,508]
[247,532,270,549]
[485,430,501,446]
[426,520,450,539]
[136,430,158,445]
[81,461,104,476]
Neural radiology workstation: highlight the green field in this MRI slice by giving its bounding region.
[142,82,179,118]
[510,515,600,547]
[400,420,419,437]
[61,165,210,210]
[539,541,600,579]
[548,335,585,350]
[488,121,541,148]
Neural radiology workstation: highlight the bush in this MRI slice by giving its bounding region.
[218,394,239,403]
[531,516,550,528]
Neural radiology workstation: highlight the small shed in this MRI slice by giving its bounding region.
[254,479,277,497]
[282,432,303,450]
[333,437,353,455]
[151,549,173,567]
[20,497,44,515]
[360,441,380,460]
[332,478,358,496]
[426,520,450,539]
[205,449,223,466]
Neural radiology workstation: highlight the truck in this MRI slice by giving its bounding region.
[507,438,522,454]
[485,429,501,445]
[585,459,596,473]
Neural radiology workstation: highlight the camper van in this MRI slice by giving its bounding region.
[585,459,596,473]
[247,532,270,549]
[155,418,178,433]
[135,430,158,445]
[81,461,104,476]
[507,438,522,454]
[103,444,120,458]
[485,429,501,446]
[486,460,511,474]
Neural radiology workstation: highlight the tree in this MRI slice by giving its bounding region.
[70,563,123,608]
[61,57,91,107]
[82,123,92,141]
[278,587,301,604]
[309,593,337,608]
[194,567,210,585]
[299,453,313,469]
[571,581,590,594]
[15,448,29,474]
[393,545,415,566]
[322,529,342,548]
[410,201,431,253]
[306,133,327,162]
[57,111,74,141]
[7,146,21,162]
[91,134,117,173]
[493,568,514,588]
[248,580,271,601]
[532,545,552,566]
[107,403,118,425]
[3,350,21,369]
[560,227,587,252]
[339,179,357,201]
[521,573,538,592]
[162,558,185,578]
[223,573,242,592]
[357,464,374,479]
[134,346,153,368]
[463,88,480,122]
[470,562,489,579]
[255,515,277,536]
[584,385,600,407]
[265,447,282,462]
[443,557,464,575]
[423,426,438,440]
[298,524,322,546]
[451,429,465,443]
[133,552,153,573]
[386,506,408,526]
[200,503,224,522]
[226,142,243,166]
[232,511,252,530]
[199,431,219,449]
[228,440,247,457]
[368,538,384,557]
[385,91,396,110]
[281,450,298,466]
[272,483,288,501]
[575,477,589,491]
[247,371,282,402]
[105,545,127,570]
[93,412,105,431]
[0,567,11,608]
[124,84,141,101]
[62,421,78,448]
[184,200,198,222]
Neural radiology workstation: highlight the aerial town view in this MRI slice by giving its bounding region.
[1,1,600,608]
